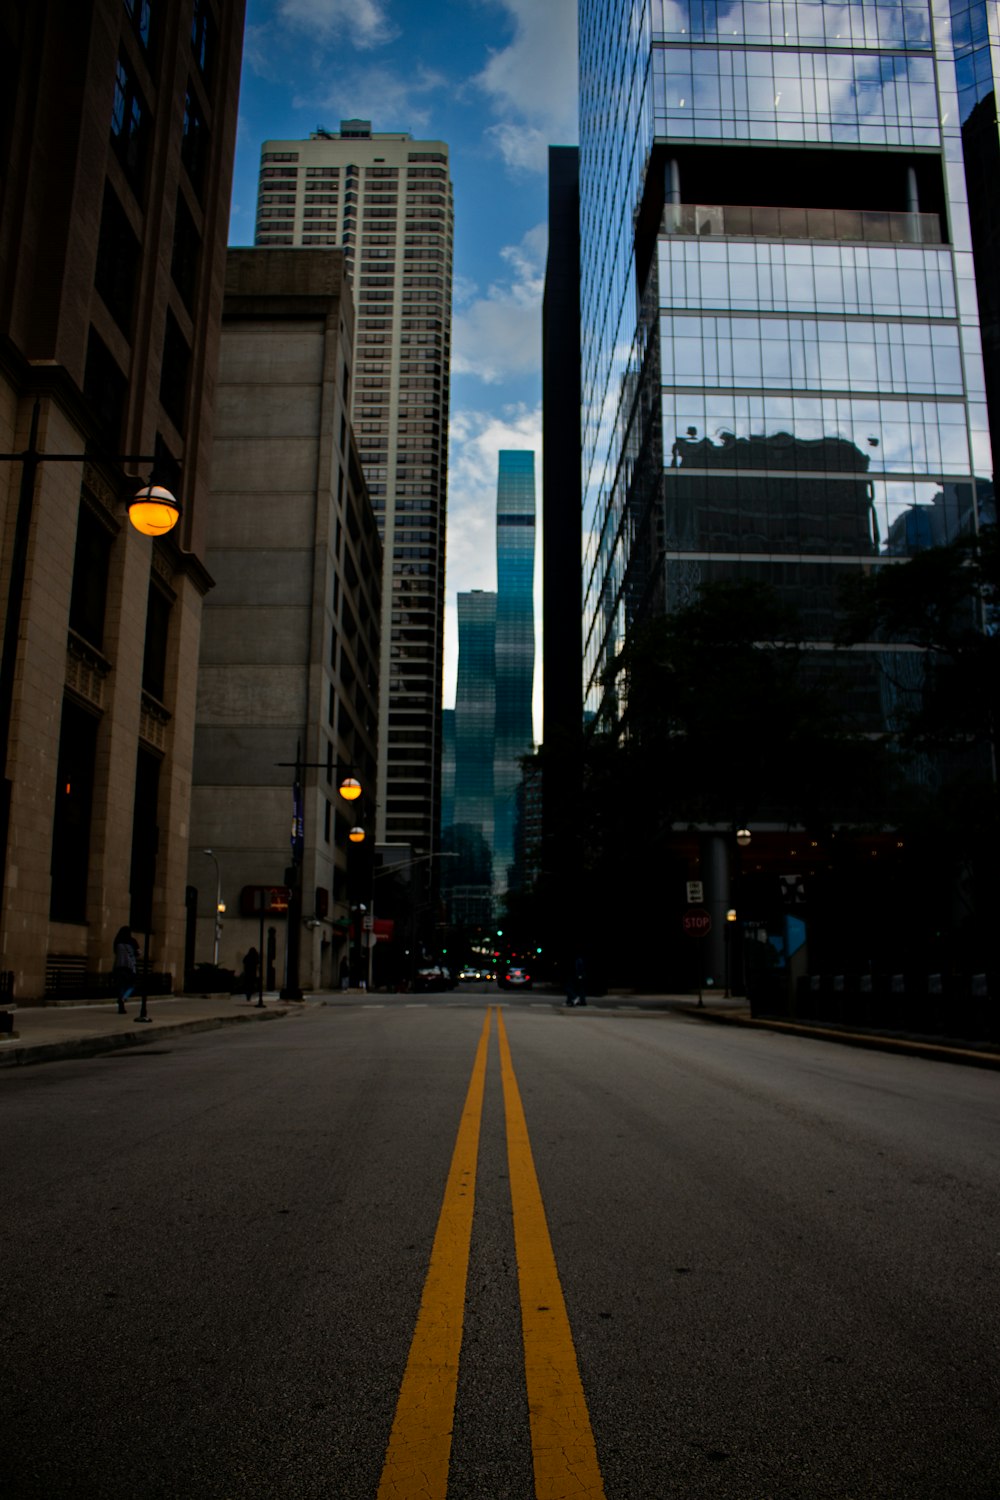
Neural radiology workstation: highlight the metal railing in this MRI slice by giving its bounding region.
[661,202,943,245]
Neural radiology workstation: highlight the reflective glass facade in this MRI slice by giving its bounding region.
[441,452,537,919]
[447,591,496,924]
[494,451,537,893]
[580,0,995,726]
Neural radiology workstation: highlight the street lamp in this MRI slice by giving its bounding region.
[202,849,223,966]
[276,747,369,998]
[127,484,183,537]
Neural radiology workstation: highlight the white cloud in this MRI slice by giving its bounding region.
[444,404,543,734]
[307,62,448,132]
[485,121,550,174]
[475,0,578,171]
[277,0,397,49]
[452,223,546,384]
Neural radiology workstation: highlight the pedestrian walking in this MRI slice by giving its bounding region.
[565,954,587,1007]
[241,946,259,1003]
[112,926,137,1015]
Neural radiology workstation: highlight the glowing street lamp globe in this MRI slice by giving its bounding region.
[128,484,181,537]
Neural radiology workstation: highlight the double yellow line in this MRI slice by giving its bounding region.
[377,1006,606,1500]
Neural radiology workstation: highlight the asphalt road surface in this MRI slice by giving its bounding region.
[2,995,998,1499]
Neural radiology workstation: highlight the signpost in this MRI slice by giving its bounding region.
[245,886,290,1006]
[682,908,712,938]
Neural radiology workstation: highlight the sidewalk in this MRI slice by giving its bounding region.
[0,993,290,1068]
[668,994,1000,1071]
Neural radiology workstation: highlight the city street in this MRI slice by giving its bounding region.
[2,995,998,1499]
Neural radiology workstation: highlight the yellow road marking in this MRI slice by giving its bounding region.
[377,1008,492,1500]
[497,1009,607,1500]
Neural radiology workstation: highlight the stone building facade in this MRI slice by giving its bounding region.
[0,0,245,999]
[188,249,381,992]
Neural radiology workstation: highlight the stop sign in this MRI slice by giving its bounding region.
[682,908,712,937]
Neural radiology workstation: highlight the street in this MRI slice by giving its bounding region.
[2,994,998,1499]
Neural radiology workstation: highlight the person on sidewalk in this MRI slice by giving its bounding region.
[565,954,587,1007]
[241,946,260,1003]
[112,926,137,1015]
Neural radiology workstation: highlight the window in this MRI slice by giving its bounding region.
[181,88,208,198]
[49,698,99,924]
[111,53,149,194]
[84,329,127,451]
[69,504,113,650]
[129,747,160,931]
[170,191,200,311]
[123,0,153,51]
[191,0,216,82]
[143,581,172,702]
[159,310,190,433]
[94,184,140,335]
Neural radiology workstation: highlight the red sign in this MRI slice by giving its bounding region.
[241,885,291,916]
[682,908,712,937]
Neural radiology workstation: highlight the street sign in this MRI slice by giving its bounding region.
[241,884,291,916]
[686,880,704,903]
[682,908,712,937]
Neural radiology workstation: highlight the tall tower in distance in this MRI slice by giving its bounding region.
[493,451,536,896]
[254,122,453,867]
[448,590,497,926]
[441,451,536,924]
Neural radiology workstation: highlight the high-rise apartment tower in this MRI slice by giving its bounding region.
[254,123,453,865]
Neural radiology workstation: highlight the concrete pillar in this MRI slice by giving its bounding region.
[700,832,730,993]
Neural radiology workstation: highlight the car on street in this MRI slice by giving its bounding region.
[459,965,482,982]
[497,962,531,990]
[414,965,457,992]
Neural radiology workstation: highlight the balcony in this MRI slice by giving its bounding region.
[661,202,943,246]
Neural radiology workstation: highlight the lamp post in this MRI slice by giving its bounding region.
[726,827,752,998]
[202,849,222,966]
[0,398,180,1001]
[345,792,368,987]
[276,748,365,997]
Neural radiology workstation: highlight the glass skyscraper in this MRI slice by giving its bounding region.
[579,0,995,730]
[442,451,536,921]
[447,590,496,924]
[494,451,537,893]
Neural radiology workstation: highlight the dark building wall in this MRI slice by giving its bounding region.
[541,145,583,968]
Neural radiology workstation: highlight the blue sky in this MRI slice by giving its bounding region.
[228,0,579,732]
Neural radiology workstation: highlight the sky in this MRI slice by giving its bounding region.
[227,0,580,738]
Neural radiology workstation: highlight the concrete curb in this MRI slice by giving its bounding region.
[0,1006,288,1069]
[674,1003,1000,1071]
